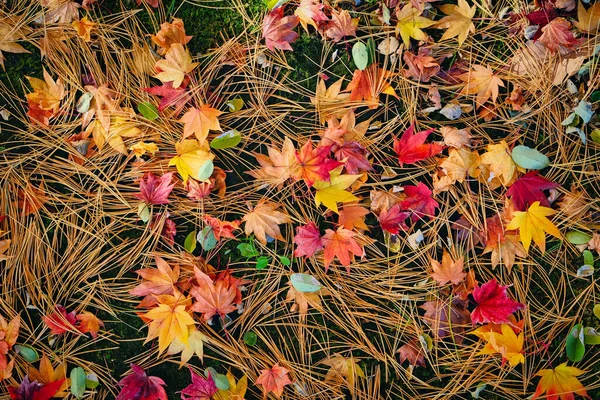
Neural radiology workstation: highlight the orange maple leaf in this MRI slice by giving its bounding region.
[532,362,590,400]
[130,256,180,297]
[344,64,398,109]
[321,226,364,272]
[255,363,292,398]
[242,201,291,245]
[458,65,504,109]
[292,141,341,186]
[72,16,95,42]
[28,354,69,397]
[179,105,223,144]
[154,43,198,89]
[338,204,370,231]
[430,250,467,286]
[190,267,237,322]
[248,137,298,187]
[75,311,104,339]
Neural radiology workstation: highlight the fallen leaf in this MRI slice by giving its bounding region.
[168,139,214,183]
[479,141,517,187]
[378,204,409,234]
[27,354,68,397]
[190,267,237,322]
[421,298,471,343]
[8,376,65,400]
[394,123,444,167]
[471,279,525,324]
[401,182,439,221]
[143,295,196,353]
[321,226,364,272]
[285,281,329,316]
[338,204,369,231]
[539,18,578,53]
[334,141,372,175]
[324,9,357,42]
[248,137,298,187]
[395,4,435,46]
[151,18,192,55]
[293,141,341,186]
[262,7,299,51]
[0,22,30,70]
[75,311,104,339]
[435,0,476,46]
[430,250,466,286]
[42,305,78,335]
[483,215,527,271]
[179,105,223,144]
[532,363,590,400]
[403,48,440,82]
[72,16,95,42]
[294,222,323,258]
[458,65,504,109]
[203,216,240,241]
[181,367,217,400]
[242,201,291,245]
[574,2,600,34]
[322,356,365,391]
[154,44,198,89]
[344,64,398,108]
[294,0,328,33]
[506,172,559,211]
[505,201,562,253]
[143,82,191,115]
[313,167,360,214]
[214,371,247,400]
[472,323,525,367]
[135,172,175,205]
[116,364,167,400]
[311,78,351,123]
[255,363,292,398]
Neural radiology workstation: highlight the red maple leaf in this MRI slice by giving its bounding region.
[334,141,372,174]
[256,363,292,398]
[190,267,237,321]
[135,172,175,205]
[180,368,217,400]
[203,215,240,241]
[213,269,250,305]
[294,141,341,186]
[262,7,299,51]
[471,279,525,324]
[394,123,444,167]
[9,376,65,400]
[321,226,364,273]
[378,204,410,234]
[143,82,191,115]
[116,364,167,400]
[294,222,323,257]
[42,305,78,335]
[400,182,439,221]
[344,64,398,107]
[506,171,559,211]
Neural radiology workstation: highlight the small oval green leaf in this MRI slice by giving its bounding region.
[86,372,100,389]
[243,331,258,346]
[594,304,600,320]
[566,323,586,362]
[184,231,197,253]
[205,367,230,390]
[583,327,600,345]
[210,130,241,150]
[138,102,159,120]
[290,273,322,293]
[197,159,214,181]
[225,98,244,112]
[352,42,369,71]
[279,256,291,266]
[197,226,218,251]
[237,242,258,258]
[15,344,39,363]
[137,203,150,223]
[583,250,594,266]
[566,231,593,245]
[70,367,87,398]
[256,256,269,270]
[511,145,550,170]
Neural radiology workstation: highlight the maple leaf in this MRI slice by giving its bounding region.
[203,216,240,241]
[0,314,20,348]
[434,0,476,46]
[313,167,360,214]
[430,250,467,286]
[402,48,440,83]
[458,65,504,109]
[85,109,142,154]
[324,9,357,42]
[135,172,175,205]
[27,354,69,397]
[440,127,472,149]
[143,82,191,115]
[285,280,329,316]
[532,362,590,400]
[506,201,562,253]
[42,305,78,335]
[293,141,341,186]
[79,83,121,131]
[255,363,292,398]
[169,139,214,183]
[472,323,525,367]
[483,215,527,271]
[130,141,159,159]
[214,371,247,400]
[322,356,365,391]
[8,376,65,400]
[370,189,403,215]
[321,226,364,272]
[154,44,198,89]
[434,148,481,193]
[130,256,180,297]
[395,4,435,46]
[116,364,167,400]
[344,64,398,108]
[72,16,95,42]
[421,298,471,343]
[167,328,205,367]
[378,204,410,234]
[262,7,299,51]
[0,22,30,70]
[397,339,425,367]
[311,78,351,123]
[295,0,328,32]
[242,201,291,245]
[574,2,600,34]
[181,368,218,400]
[294,222,323,258]
[338,204,369,231]
[401,182,439,221]
[539,18,579,53]
[479,141,517,188]
[471,279,525,324]
[248,137,298,187]
[394,123,444,167]
[75,311,104,339]
[25,69,65,126]
[334,141,372,175]
[506,172,559,211]
[190,267,237,322]
[151,18,192,55]
[143,295,196,353]
[179,105,223,144]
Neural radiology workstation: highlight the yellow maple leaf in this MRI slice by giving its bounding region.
[143,295,196,354]
[322,355,365,392]
[168,139,215,183]
[26,69,65,114]
[179,105,223,144]
[0,22,30,70]
[532,362,590,400]
[154,43,198,89]
[479,141,517,187]
[458,64,504,108]
[166,327,205,367]
[214,371,248,400]
[242,201,291,245]
[395,4,435,46]
[506,201,562,253]
[434,148,481,193]
[311,78,351,124]
[435,0,476,46]
[72,16,95,42]
[85,109,142,154]
[472,324,525,367]
[313,167,360,214]
[28,354,69,397]
[574,2,600,34]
